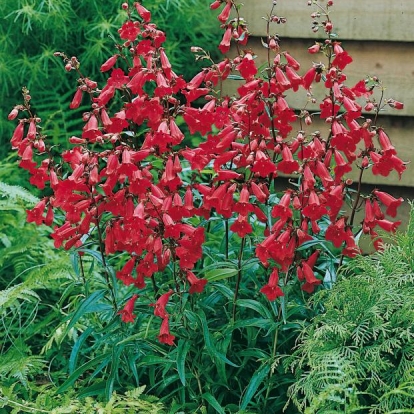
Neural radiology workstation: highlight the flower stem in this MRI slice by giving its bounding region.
[232,237,246,321]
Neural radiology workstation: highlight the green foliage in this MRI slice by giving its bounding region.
[287,202,414,413]
[0,178,72,392]
[0,0,220,159]
[0,385,166,413]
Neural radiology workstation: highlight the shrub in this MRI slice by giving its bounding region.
[287,203,414,412]
[6,0,407,411]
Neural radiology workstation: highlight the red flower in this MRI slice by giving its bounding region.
[118,21,140,41]
[373,190,403,218]
[69,88,83,109]
[150,289,173,318]
[302,191,328,221]
[325,217,348,248]
[134,2,151,22]
[26,198,48,225]
[260,268,284,301]
[236,54,257,80]
[234,186,254,216]
[230,214,253,238]
[118,294,139,323]
[219,25,232,54]
[100,55,119,72]
[217,1,232,23]
[186,271,208,294]
[158,317,175,345]
[251,150,277,177]
[108,68,130,89]
[271,191,292,221]
[277,146,300,175]
[298,262,321,294]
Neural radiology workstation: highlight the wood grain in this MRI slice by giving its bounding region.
[237,0,414,42]
[223,38,414,117]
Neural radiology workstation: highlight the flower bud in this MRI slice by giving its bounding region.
[8,108,19,120]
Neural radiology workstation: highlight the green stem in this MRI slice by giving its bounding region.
[95,216,117,309]
[225,219,229,260]
[232,237,246,321]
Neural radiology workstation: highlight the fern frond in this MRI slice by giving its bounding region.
[0,182,38,205]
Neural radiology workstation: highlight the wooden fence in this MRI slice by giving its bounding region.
[222,0,414,228]
[224,0,414,188]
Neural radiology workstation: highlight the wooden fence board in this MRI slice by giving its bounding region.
[223,38,414,117]
[238,0,414,42]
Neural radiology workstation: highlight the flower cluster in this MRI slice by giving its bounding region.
[9,0,405,343]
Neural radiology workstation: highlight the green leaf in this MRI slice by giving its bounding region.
[64,289,108,335]
[202,392,225,414]
[236,299,272,319]
[56,353,111,394]
[204,268,238,282]
[177,339,191,386]
[69,327,94,374]
[240,363,270,410]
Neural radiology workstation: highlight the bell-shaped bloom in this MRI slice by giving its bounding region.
[219,25,232,54]
[260,268,284,301]
[230,214,253,238]
[217,1,232,23]
[325,217,348,248]
[158,317,175,345]
[186,271,208,294]
[150,289,173,319]
[118,294,139,323]
[69,88,83,109]
[373,190,403,218]
[135,2,151,21]
[100,55,119,72]
[298,262,321,294]
[277,146,300,175]
[271,191,293,221]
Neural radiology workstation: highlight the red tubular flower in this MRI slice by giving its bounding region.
[217,1,232,23]
[325,217,348,248]
[271,191,292,221]
[186,271,208,294]
[234,186,254,216]
[210,0,221,10]
[373,190,403,218]
[302,191,328,221]
[236,54,257,80]
[118,21,140,42]
[135,2,151,22]
[277,146,300,174]
[376,219,401,233]
[118,294,139,323]
[219,25,232,54]
[100,55,119,72]
[150,289,173,318]
[377,128,396,156]
[298,262,321,294]
[69,88,83,109]
[260,268,284,301]
[251,150,277,177]
[158,317,175,345]
[302,67,316,90]
[26,198,48,225]
[308,43,320,54]
[230,214,253,238]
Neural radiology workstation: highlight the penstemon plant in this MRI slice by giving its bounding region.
[8,0,407,410]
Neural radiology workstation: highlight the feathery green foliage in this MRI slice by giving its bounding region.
[0,385,166,413]
[287,202,414,413]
